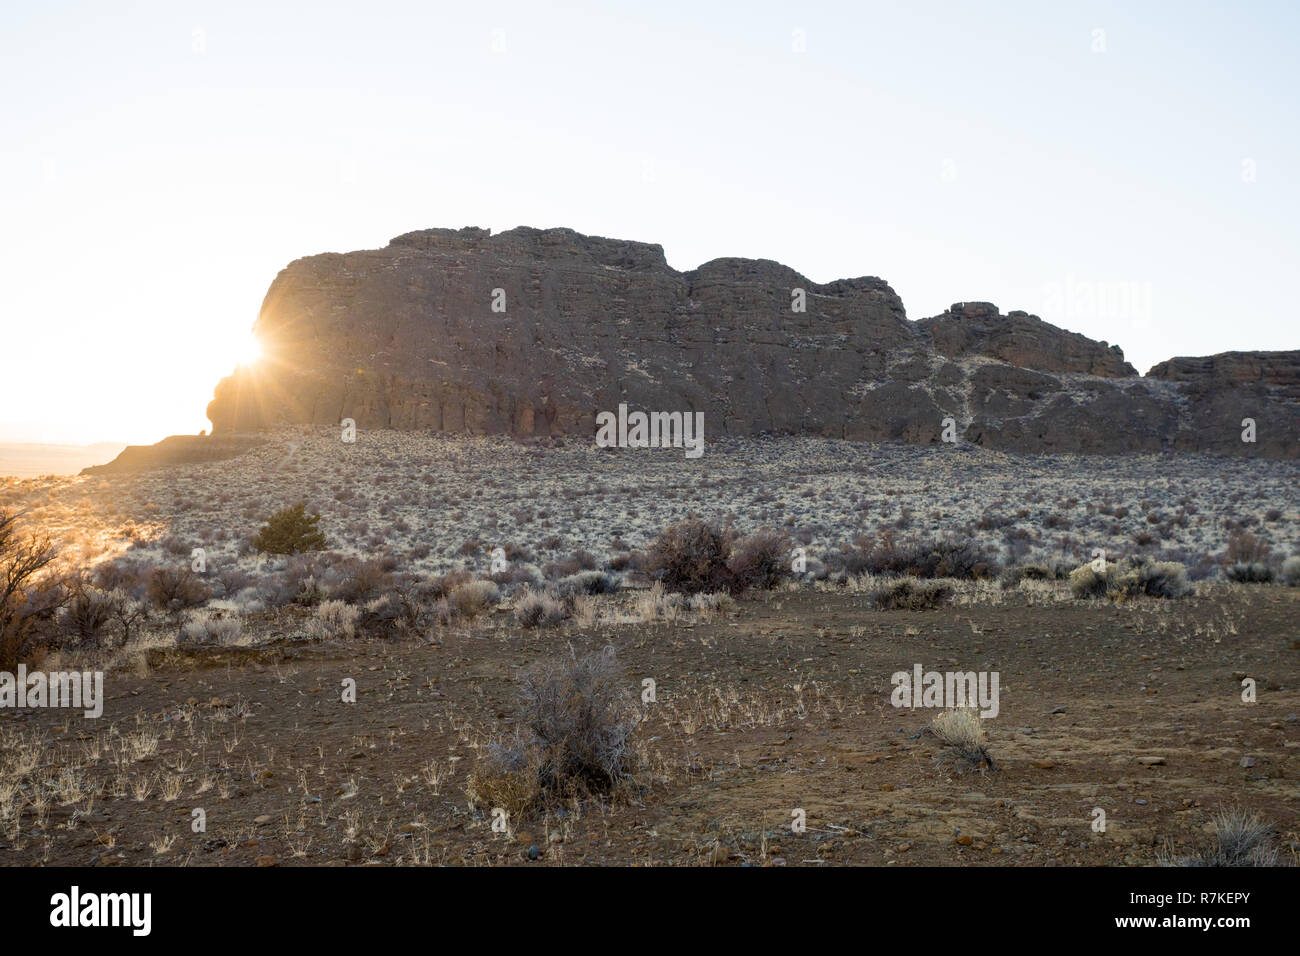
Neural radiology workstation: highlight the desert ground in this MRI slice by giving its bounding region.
[0,429,1297,866]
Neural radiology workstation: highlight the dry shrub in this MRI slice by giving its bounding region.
[311,599,359,640]
[841,532,994,580]
[1114,560,1193,598]
[1069,558,1191,599]
[634,581,687,622]
[1281,556,1300,587]
[514,589,569,628]
[1225,531,1271,566]
[1068,563,1113,598]
[1225,562,1274,584]
[553,570,620,598]
[869,578,953,610]
[147,567,210,612]
[727,529,793,591]
[59,580,117,642]
[930,708,994,772]
[688,591,734,616]
[644,518,734,594]
[328,556,394,604]
[0,511,63,669]
[179,610,241,646]
[544,549,599,579]
[468,647,640,817]
[353,586,422,636]
[436,580,500,623]
[1161,807,1281,867]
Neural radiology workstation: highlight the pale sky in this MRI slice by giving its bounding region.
[3,0,1297,445]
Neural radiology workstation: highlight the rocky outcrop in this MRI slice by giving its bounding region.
[919,302,1137,377]
[1148,351,1300,397]
[81,435,265,475]
[204,226,1299,458]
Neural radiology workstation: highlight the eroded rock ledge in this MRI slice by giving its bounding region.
[199,226,1298,458]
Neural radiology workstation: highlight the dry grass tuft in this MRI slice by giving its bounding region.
[929,708,994,772]
[1160,807,1282,867]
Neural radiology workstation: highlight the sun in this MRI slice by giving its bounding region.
[234,333,264,367]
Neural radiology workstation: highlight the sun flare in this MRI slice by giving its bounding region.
[235,333,264,367]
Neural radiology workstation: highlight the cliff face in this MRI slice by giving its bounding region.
[205,226,1299,458]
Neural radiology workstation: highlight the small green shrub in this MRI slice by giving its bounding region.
[253,503,328,555]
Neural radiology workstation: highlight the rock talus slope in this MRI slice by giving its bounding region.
[205,226,1299,458]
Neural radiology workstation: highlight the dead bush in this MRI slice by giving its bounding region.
[59,580,118,643]
[0,511,63,669]
[1224,531,1272,566]
[469,648,639,817]
[328,556,394,604]
[869,578,953,610]
[1161,807,1281,867]
[727,529,793,591]
[644,517,735,594]
[146,567,210,612]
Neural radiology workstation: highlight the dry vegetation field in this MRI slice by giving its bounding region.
[1,428,1297,867]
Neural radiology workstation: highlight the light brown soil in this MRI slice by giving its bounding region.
[3,583,1296,867]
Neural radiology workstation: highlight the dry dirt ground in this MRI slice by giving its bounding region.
[3,582,1296,867]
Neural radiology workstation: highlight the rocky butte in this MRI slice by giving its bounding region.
[192,225,1298,460]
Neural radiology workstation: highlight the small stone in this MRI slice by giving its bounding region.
[254,815,272,825]
[956,835,973,846]
[528,845,541,861]
[1136,756,1165,766]
[255,856,277,867]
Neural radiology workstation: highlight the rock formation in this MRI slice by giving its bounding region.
[198,226,1297,459]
